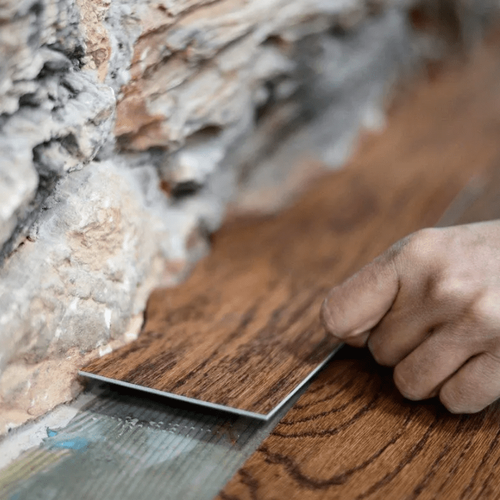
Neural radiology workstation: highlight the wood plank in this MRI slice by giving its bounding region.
[218,347,500,500]
[81,31,500,420]
[217,34,500,499]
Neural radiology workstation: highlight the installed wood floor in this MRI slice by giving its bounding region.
[217,33,500,500]
[82,30,500,421]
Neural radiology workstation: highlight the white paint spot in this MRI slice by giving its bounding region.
[104,308,112,330]
[125,330,139,342]
[99,345,112,357]
[141,47,150,63]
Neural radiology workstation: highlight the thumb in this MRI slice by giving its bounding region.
[321,250,400,346]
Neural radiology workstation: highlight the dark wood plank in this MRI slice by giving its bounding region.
[81,31,500,419]
[218,348,500,500]
[217,34,500,499]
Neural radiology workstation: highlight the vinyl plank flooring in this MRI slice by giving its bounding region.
[217,34,500,499]
[217,347,500,500]
[81,32,500,419]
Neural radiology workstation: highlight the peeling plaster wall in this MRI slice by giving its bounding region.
[0,0,497,432]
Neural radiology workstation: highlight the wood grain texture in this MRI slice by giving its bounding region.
[218,348,500,500]
[82,32,500,419]
[217,34,500,499]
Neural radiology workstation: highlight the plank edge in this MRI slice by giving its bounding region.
[265,345,343,419]
[78,345,342,421]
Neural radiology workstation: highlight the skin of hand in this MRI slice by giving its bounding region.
[321,220,500,414]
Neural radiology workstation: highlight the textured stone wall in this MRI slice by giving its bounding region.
[0,0,497,432]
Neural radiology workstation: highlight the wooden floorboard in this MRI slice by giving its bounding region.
[82,31,500,419]
[217,34,500,499]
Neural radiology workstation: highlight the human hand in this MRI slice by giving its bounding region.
[321,221,500,413]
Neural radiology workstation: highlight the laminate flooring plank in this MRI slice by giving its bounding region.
[81,32,500,419]
[217,35,500,499]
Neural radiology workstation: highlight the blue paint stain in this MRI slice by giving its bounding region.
[44,427,90,452]
[9,492,20,500]
[49,437,89,451]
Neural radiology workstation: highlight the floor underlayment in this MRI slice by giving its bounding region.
[0,380,306,500]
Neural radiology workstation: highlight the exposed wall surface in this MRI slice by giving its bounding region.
[0,0,497,432]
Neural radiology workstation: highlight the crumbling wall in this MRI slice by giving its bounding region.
[0,0,497,432]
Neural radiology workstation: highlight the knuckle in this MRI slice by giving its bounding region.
[470,293,500,327]
[393,364,425,401]
[368,338,396,367]
[431,277,473,305]
[403,228,441,264]
[439,387,469,414]
[414,227,441,244]
[409,227,440,255]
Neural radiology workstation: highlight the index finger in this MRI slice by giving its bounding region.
[321,251,400,346]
